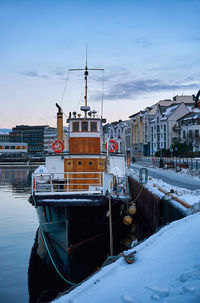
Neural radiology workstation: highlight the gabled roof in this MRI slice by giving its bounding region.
[177,110,200,122]
[161,104,179,120]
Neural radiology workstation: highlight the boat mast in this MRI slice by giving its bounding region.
[84,64,88,118]
[69,56,104,118]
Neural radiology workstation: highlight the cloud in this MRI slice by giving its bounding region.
[102,79,200,100]
[21,71,49,79]
[135,38,158,48]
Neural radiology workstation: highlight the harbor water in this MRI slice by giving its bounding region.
[0,168,37,302]
[0,168,147,303]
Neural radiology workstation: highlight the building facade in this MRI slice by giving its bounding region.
[178,111,200,152]
[0,142,28,160]
[0,129,11,142]
[150,103,190,154]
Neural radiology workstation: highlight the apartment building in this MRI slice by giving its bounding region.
[178,111,200,152]
[150,102,190,154]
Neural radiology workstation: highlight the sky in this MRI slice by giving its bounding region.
[0,0,200,128]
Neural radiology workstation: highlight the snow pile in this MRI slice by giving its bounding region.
[128,167,200,214]
[178,168,200,179]
[53,213,200,303]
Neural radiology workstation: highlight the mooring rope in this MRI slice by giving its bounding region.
[32,195,119,288]
[32,195,80,286]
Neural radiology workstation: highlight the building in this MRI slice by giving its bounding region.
[44,126,57,154]
[0,142,28,161]
[150,102,190,154]
[178,110,200,152]
[103,120,127,154]
[0,129,11,142]
[9,125,47,157]
[44,126,69,154]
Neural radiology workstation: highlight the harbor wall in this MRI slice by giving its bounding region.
[128,176,186,234]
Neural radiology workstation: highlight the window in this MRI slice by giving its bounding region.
[72,122,79,132]
[164,125,166,132]
[88,161,93,165]
[78,161,82,165]
[11,146,15,149]
[183,130,186,139]
[81,122,88,132]
[91,122,97,132]
[195,129,199,138]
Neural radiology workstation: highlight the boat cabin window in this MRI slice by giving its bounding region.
[72,122,79,132]
[91,122,97,132]
[81,122,88,132]
[78,161,82,165]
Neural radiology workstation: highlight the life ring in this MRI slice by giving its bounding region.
[52,140,64,153]
[105,139,118,153]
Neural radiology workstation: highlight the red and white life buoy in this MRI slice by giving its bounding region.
[52,140,64,153]
[105,139,118,153]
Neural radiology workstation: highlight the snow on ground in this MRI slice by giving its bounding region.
[128,167,200,215]
[53,212,200,303]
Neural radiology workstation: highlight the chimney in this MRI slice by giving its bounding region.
[56,103,63,141]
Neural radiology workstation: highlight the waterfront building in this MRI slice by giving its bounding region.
[124,119,133,160]
[9,125,47,157]
[9,125,69,157]
[0,142,28,161]
[103,120,127,153]
[178,111,200,152]
[44,126,69,154]
[149,102,190,154]
[0,129,11,142]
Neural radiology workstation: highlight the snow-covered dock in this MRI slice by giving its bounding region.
[53,212,200,303]
[51,168,200,303]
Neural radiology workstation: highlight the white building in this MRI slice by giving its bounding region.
[44,126,69,154]
[178,111,200,152]
[103,120,128,154]
[150,102,190,154]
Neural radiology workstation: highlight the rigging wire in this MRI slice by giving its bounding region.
[60,69,70,108]
[101,69,104,119]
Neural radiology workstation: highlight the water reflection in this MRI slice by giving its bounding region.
[0,169,149,303]
[0,168,34,194]
[28,217,149,303]
[0,168,38,303]
[28,229,110,303]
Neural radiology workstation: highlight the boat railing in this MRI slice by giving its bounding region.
[32,171,129,196]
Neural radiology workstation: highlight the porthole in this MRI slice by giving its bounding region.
[78,161,82,165]
[68,161,71,165]
[89,161,93,165]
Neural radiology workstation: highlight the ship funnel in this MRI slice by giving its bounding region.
[56,103,63,141]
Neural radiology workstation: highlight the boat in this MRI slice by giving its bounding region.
[29,63,132,280]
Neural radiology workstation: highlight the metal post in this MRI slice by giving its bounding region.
[108,193,113,257]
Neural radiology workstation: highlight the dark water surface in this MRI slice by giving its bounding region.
[0,168,147,303]
[0,169,38,303]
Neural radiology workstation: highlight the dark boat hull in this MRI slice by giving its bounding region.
[31,193,125,276]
